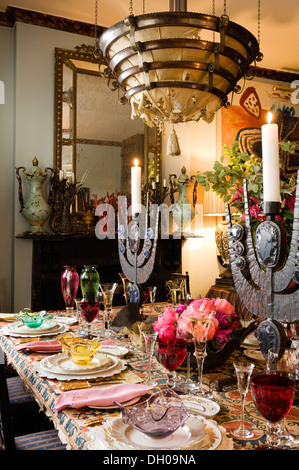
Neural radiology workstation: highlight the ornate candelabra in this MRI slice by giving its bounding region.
[226,170,299,357]
[117,194,159,307]
[143,177,178,206]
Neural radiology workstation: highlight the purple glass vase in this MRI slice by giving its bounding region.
[61,265,79,316]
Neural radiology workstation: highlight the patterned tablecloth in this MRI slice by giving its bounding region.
[0,311,298,451]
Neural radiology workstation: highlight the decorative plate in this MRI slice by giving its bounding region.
[37,356,126,381]
[41,353,117,375]
[181,395,220,418]
[1,321,69,337]
[243,349,265,362]
[100,345,129,357]
[86,416,223,451]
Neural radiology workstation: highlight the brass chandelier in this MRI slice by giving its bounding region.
[97,0,263,127]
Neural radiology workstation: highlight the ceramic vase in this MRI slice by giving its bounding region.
[170,166,196,233]
[16,157,53,233]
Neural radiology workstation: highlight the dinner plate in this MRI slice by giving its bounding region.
[243,349,265,362]
[1,322,69,337]
[242,333,259,349]
[100,345,129,357]
[181,395,220,418]
[37,356,126,381]
[86,416,222,451]
[41,352,117,375]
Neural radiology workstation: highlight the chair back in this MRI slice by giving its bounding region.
[164,272,190,303]
[0,347,16,450]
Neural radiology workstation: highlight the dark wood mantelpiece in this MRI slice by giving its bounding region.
[17,233,183,311]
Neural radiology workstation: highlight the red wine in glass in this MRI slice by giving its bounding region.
[156,337,187,388]
[251,373,295,449]
[79,301,100,339]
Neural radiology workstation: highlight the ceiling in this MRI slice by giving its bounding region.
[1,0,299,73]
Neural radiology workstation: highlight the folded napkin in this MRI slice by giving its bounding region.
[54,383,153,412]
[15,339,62,352]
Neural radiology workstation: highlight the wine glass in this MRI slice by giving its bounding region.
[100,282,118,337]
[78,300,101,339]
[142,327,158,387]
[148,286,157,305]
[231,362,255,439]
[156,337,187,388]
[190,312,216,399]
[250,372,296,450]
[266,347,299,448]
[166,279,184,307]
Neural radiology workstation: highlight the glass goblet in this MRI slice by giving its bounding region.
[166,279,184,307]
[177,337,199,394]
[156,337,187,389]
[142,328,158,387]
[266,347,299,448]
[190,312,216,399]
[100,282,118,337]
[79,300,101,339]
[251,372,295,450]
[231,362,255,439]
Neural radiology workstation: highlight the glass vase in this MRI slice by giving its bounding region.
[80,265,100,302]
[61,266,79,316]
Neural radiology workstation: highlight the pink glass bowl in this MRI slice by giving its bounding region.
[116,389,189,438]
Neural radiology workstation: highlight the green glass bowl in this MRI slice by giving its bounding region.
[17,308,53,328]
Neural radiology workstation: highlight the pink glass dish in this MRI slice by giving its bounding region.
[115,389,189,437]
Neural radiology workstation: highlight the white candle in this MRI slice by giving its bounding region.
[152,181,156,190]
[262,112,280,203]
[59,170,63,182]
[163,179,167,187]
[156,175,159,183]
[131,159,141,215]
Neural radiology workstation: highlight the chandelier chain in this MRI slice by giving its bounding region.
[129,0,133,15]
[223,0,227,15]
[94,0,101,59]
[143,0,145,14]
[258,0,261,45]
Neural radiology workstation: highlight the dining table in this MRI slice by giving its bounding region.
[0,304,298,452]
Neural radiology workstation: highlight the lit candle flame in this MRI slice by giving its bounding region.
[267,112,273,124]
[134,159,139,167]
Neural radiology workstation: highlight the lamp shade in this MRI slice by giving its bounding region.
[203,189,226,216]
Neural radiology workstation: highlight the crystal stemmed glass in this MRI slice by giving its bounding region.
[142,328,158,387]
[156,337,187,388]
[250,372,296,450]
[190,312,216,399]
[231,362,255,439]
[266,347,299,448]
[166,279,184,307]
[100,282,118,337]
[176,337,199,394]
[148,286,157,308]
[78,300,101,339]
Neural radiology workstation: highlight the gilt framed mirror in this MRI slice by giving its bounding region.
[53,45,161,231]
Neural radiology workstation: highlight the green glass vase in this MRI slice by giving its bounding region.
[80,265,100,302]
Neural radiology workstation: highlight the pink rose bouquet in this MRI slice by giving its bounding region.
[154,297,241,351]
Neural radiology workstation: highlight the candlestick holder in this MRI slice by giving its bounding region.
[116,193,159,321]
[226,170,299,358]
[143,177,178,206]
[54,174,84,235]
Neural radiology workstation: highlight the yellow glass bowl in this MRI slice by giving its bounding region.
[57,334,102,366]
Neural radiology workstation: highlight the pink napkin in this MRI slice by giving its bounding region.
[15,339,62,352]
[54,383,153,412]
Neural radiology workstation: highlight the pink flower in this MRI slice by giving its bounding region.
[177,299,219,342]
[153,307,178,339]
[214,329,232,345]
[214,298,235,316]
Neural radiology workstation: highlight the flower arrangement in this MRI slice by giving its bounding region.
[196,141,297,241]
[153,298,241,351]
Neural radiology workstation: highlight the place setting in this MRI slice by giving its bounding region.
[1,308,70,338]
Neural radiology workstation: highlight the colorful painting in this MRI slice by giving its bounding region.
[221,78,299,176]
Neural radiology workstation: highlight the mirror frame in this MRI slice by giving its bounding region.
[53,45,162,229]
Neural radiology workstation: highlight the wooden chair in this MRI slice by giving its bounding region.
[0,348,66,450]
[164,271,190,303]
